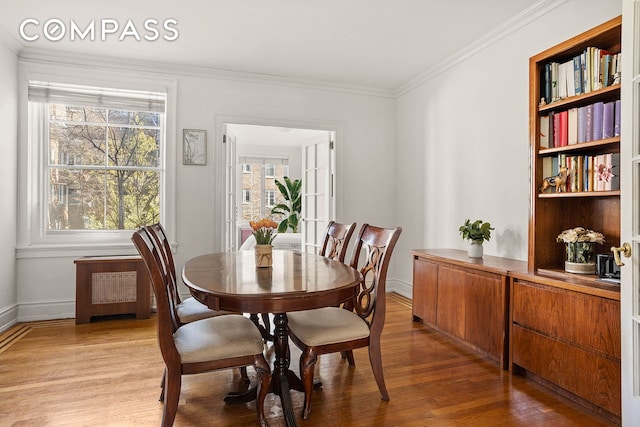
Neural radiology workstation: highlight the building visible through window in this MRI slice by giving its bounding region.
[29,81,165,232]
[239,157,288,221]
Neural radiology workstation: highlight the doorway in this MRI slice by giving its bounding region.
[223,123,335,253]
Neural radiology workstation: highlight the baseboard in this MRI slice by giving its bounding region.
[17,300,75,323]
[0,304,19,334]
[387,278,412,300]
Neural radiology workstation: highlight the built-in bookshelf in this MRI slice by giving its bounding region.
[529,16,621,278]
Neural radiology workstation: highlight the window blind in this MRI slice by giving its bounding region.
[28,81,166,113]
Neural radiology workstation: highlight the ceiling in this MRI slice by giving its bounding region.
[0,0,541,92]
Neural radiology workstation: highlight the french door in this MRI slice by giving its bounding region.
[301,133,334,254]
[621,1,640,422]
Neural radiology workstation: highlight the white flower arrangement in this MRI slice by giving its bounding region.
[556,227,605,244]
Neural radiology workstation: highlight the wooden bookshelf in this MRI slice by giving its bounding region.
[516,16,622,422]
[529,15,622,279]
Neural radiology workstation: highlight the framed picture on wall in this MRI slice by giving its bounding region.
[183,129,207,165]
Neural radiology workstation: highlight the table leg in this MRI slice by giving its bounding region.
[272,313,298,427]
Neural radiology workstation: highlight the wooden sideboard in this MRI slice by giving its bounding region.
[509,271,621,419]
[411,249,527,369]
[411,249,621,421]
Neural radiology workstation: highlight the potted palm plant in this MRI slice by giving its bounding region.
[459,219,494,258]
[271,176,302,233]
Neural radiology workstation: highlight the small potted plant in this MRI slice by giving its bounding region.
[459,219,494,258]
[250,218,278,267]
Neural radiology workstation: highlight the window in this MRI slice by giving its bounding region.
[238,157,289,221]
[25,80,168,245]
[265,190,276,207]
[265,163,275,177]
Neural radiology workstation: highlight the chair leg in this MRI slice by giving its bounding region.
[162,368,181,427]
[368,342,389,401]
[299,346,318,420]
[239,366,249,383]
[159,367,166,401]
[340,350,355,366]
[253,354,272,427]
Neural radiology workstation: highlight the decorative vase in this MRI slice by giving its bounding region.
[467,241,483,258]
[564,242,596,274]
[255,244,273,267]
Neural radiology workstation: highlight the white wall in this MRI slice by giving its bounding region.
[393,0,622,293]
[15,61,396,321]
[0,41,18,330]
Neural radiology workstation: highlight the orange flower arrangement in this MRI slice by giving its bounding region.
[250,218,278,245]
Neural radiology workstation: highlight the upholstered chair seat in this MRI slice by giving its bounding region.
[174,315,265,363]
[286,307,369,347]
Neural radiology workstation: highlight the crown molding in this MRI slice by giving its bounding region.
[0,25,22,54]
[18,47,396,99]
[395,0,569,97]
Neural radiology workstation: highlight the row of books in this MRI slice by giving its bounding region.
[541,152,619,193]
[542,47,621,105]
[539,99,620,148]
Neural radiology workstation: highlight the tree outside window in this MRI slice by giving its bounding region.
[47,104,162,230]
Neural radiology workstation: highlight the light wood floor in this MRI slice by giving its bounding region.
[0,294,616,427]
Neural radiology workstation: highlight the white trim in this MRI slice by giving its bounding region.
[17,299,75,323]
[215,115,343,253]
[387,278,412,300]
[0,304,19,334]
[395,0,569,96]
[16,59,178,252]
[19,47,395,99]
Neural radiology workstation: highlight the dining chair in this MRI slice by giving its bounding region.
[146,223,234,324]
[257,221,356,341]
[286,223,402,420]
[132,227,271,427]
[320,220,356,262]
[145,223,249,399]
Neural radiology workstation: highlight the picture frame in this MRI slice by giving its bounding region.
[183,129,207,165]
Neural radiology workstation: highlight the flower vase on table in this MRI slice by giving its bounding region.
[255,244,273,267]
[557,227,605,274]
[250,218,278,268]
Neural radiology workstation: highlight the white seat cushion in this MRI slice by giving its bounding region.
[287,307,370,347]
[177,297,233,323]
[174,315,265,363]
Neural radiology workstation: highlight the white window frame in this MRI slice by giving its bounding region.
[265,163,276,177]
[242,189,251,203]
[17,63,177,258]
[265,190,276,208]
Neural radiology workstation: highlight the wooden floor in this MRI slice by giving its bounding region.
[0,294,616,427]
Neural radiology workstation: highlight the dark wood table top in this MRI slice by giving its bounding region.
[181,250,363,313]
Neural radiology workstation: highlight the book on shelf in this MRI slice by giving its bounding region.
[608,152,620,191]
[577,106,587,143]
[559,110,568,146]
[573,55,583,95]
[603,101,614,139]
[614,99,621,136]
[568,107,578,145]
[592,102,604,142]
[539,115,550,148]
[542,48,621,105]
[585,104,594,142]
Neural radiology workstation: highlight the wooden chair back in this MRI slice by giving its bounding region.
[348,224,402,335]
[131,227,181,364]
[320,221,356,262]
[146,223,183,309]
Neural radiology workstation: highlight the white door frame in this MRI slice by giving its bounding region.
[620,1,640,423]
[214,114,343,253]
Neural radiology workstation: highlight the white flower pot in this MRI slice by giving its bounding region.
[468,241,483,258]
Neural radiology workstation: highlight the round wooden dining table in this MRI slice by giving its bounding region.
[181,250,362,427]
